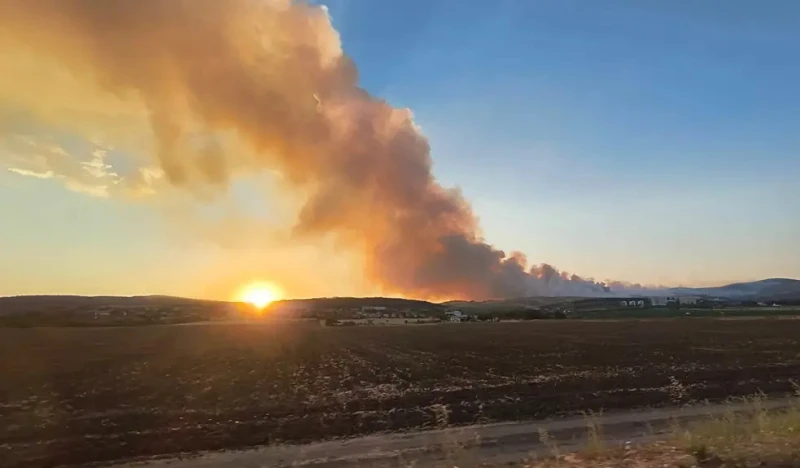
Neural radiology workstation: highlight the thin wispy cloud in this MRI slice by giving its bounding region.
[0,132,161,198]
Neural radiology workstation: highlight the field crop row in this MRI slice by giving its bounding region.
[1,319,800,467]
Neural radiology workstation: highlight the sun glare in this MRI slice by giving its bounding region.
[237,282,283,310]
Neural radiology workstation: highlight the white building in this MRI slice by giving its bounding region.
[445,310,464,322]
[678,296,701,306]
[650,296,668,307]
[649,296,680,307]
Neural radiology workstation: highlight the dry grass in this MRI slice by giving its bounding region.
[518,397,800,468]
[521,443,696,468]
[580,410,606,459]
[672,395,800,467]
[447,395,800,468]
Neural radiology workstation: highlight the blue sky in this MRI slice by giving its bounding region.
[1,0,798,297]
[317,0,800,286]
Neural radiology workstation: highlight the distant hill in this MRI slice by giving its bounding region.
[2,278,798,316]
[0,295,224,315]
[0,294,445,316]
[442,279,800,310]
[270,296,445,312]
[444,296,583,311]
[669,278,800,301]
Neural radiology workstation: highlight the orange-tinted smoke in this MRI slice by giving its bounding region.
[0,0,543,300]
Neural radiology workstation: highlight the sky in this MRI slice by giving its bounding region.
[1,0,798,299]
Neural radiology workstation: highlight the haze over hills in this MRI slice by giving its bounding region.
[0,295,226,315]
[669,278,800,302]
[267,296,443,312]
[2,278,799,315]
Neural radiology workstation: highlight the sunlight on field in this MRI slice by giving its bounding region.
[236,281,283,310]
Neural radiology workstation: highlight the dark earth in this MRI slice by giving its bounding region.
[2,319,800,467]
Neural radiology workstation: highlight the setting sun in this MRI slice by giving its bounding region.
[237,282,283,310]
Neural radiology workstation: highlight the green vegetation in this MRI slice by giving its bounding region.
[570,306,800,320]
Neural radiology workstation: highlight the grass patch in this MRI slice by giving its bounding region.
[502,396,800,467]
[673,396,800,467]
[533,398,800,467]
[580,410,607,459]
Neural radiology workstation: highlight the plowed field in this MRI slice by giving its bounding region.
[2,319,799,467]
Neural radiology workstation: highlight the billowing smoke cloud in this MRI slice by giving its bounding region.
[0,0,643,300]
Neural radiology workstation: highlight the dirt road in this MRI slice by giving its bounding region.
[116,398,792,468]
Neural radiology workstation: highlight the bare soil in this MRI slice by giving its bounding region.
[2,319,799,467]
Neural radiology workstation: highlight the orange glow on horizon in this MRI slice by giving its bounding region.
[236,281,284,310]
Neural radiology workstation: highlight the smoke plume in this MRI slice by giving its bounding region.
[0,0,632,300]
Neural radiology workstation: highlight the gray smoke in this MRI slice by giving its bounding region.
[0,0,651,300]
